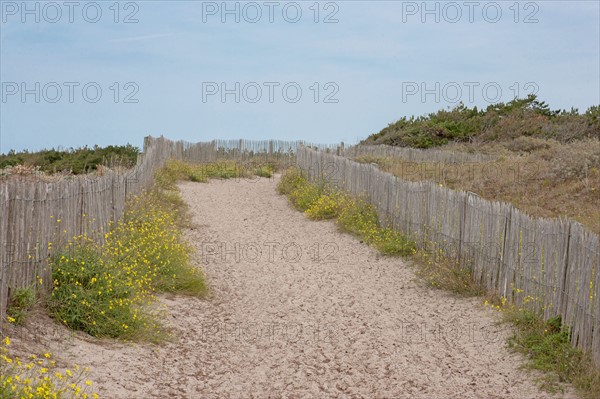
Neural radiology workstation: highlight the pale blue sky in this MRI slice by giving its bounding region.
[1,1,599,152]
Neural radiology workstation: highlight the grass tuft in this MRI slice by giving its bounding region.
[6,287,36,325]
[277,167,306,195]
[47,166,208,341]
[504,307,600,398]
[305,192,344,220]
[156,159,281,190]
[254,163,275,178]
[278,169,415,256]
[410,249,485,297]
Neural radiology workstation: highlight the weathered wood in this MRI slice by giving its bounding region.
[0,137,334,324]
[297,146,600,367]
[2,138,597,366]
[343,144,494,164]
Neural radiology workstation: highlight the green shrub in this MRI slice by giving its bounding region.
[363,95,600,148]
[0,144,139,174]
[189,170,207,182]
[372,228,416,256]
[279,172,415,257]
[155,159,193,189]
[204,161,242,179]
[254,164,274,178]
[305,192,344,220]
[156,159,278,188]
[505,309,600,398]
[289,181,323,212]
[278,168,306,195]
[411,247,484,296]
[279,168,324,211]
[48,240,150,339]
[336,197,379,237]
[47,185,207,341]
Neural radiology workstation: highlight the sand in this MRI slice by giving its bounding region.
[6,176,576,398]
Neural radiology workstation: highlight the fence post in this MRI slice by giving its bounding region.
[0,185,12,321]
[111,173,117,225]
[78,182,85,236]
[500,207,510,299]
[559,222,572,320]
[3,181,19,322]
[458,192,468,266]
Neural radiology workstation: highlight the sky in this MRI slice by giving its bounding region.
[0,0,599,153]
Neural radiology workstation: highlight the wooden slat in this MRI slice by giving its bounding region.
[296,145,600,366]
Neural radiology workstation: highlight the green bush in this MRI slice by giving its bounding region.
[505,309,600,398]
[155,159,205,189]
[279,168,324,211]
[372,228,416,256]
[279,171,416,257]
[156,159,277,189]
[254,164,274,178]
[410,247,484,296]
[47,186,207,341]
[364,95,600,148]
[289,181,323,212]
[336,197,379,237]
[305,192,344,220]
[277,168,306,195]
[204,161,242,179]
[48,240,149,339]
[0,144,139,174]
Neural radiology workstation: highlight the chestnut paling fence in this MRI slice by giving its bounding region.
[342,143,494,164]
[297,146,600,366]
[0,136,338,321]
[2,137,598,367]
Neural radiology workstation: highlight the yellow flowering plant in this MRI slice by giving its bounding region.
[48,188,207,341]
[1,337,98,399]
[279,169,416,257]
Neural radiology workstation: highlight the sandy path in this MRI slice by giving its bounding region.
[10,176,574,398]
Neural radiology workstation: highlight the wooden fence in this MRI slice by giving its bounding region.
[343,144,494,163]
[0,136,338,321]
[297,146,600,366]
[171,138,342,164]
[0,136,176,321]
